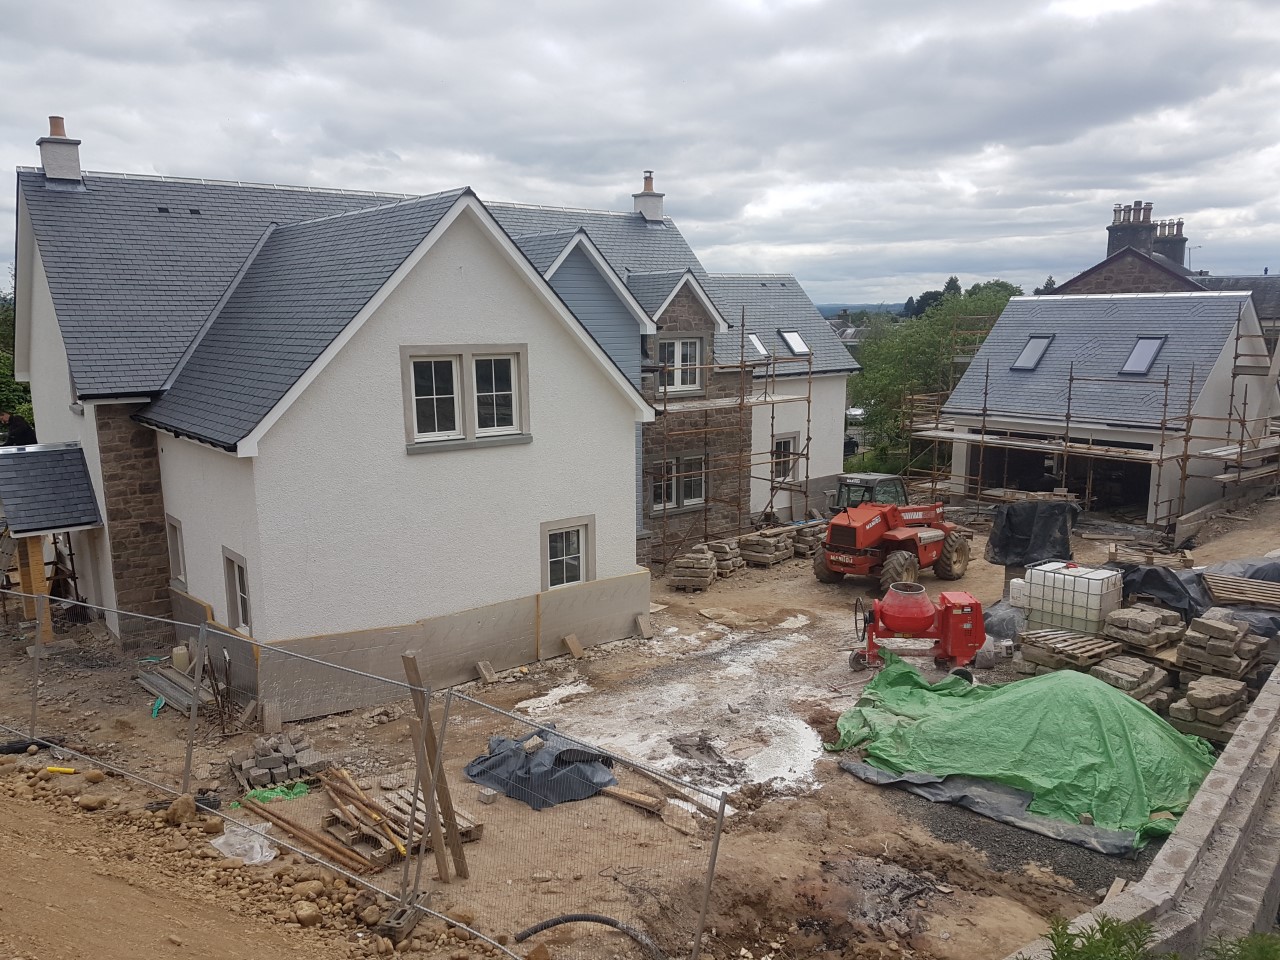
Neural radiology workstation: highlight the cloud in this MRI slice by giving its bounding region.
[3,0,1279,303]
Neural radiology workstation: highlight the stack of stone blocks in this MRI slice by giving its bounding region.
[1089,655,1173,712]
[792,522,828,559]
[229,730,329,789]
[1176,608,1266,679]
[1170,676,1250,728]
[668,545,717,591]
[1103,604,1185,649]
[707,540,746,578]
[739,529,795,567]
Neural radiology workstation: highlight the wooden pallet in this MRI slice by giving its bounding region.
[1173,648,1259,681]
[741,554,793,568]
[1019,630,1122,669]
[1203,573,1280,610]
[379,787,485,847]
[1107,544,1195,569]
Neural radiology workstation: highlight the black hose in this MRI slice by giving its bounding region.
[513,913,668,960]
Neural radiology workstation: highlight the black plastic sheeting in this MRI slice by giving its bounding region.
[839,760,1138,856]
[1118,557,1280,638]
[984,501,1081,566]
[464,725,617,811]
[983,599,1028,641]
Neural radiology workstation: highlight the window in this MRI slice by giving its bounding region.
[747,333,769,357]
[653,456,706,511]
[401,345,529,449]
[473,356,517,434]
[772,437,798,481]
[779,330,810,355]
[223,548,251,633]
[541,516,596,591]
[657,338,702,391]
[165,516,186,587]
[411,358,461,439]
[1012,335,1053,370]
[1121,337,1165,374]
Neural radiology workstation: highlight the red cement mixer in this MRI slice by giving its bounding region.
[852,582,985,671]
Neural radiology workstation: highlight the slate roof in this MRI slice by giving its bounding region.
[625,270,691,316]
[1197,276,1280,321]
[508,228,583,274]
[138,190,467,449]
[703,275,860,374]
[17,170,408,397]
[943,293,1252,429]
[0,443,102,536]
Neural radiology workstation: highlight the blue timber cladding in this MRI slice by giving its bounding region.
[942,293,1251,430]
[17,170,411,397]
[547,247,642,386]
[0,445,103,535]
[138,190,466,449]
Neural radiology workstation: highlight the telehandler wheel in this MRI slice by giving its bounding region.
[879,550,920,593]
[813,548,845,584]
[935,532,971,581]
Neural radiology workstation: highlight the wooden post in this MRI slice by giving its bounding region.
[20,538,52,643]
[401,653,470,879]
[16,537,36,619]
[407,715,452,884]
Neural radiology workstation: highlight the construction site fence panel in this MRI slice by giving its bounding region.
[0,588,725,960]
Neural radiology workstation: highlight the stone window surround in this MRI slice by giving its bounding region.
[222,546,252,634]
[539,515,596,592]
[651,452,708,517]
[165,514,186,589]
[399,344,531,454]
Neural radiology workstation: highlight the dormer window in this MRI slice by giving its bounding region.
[1012,335,1053,370]
[1121,337,1165,374]
[779,331,810,355]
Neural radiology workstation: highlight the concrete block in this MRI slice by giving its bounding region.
[252,737,269,755]
[259,753,286,769]
[1191,617,1247,642]
[286,762,302,780]
[248,767,271,786]
[1169,698,1197,721]
[1206,638,1242,658]
[295,749,330,775]
[1108,606,1163,633]
[1182,629,1210,649]
[288,730,307,745]
[231,747,254,765]
[1197,701,1244,725]
[1012,654,1038,675]
[279,740,296,759]
[239,757,257,773]
[1186,678,1246,709]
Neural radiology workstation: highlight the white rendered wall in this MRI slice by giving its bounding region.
[749,372,846,515]
[156,435,260,630]
[250,209,642,641]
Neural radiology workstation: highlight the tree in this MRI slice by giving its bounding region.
[0,280,31,426]
[942,275,962,297]
[901,296,915,317]
[914,289,945,315]
[1034,275,1057,296]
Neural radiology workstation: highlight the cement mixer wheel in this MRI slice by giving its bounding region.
[879,551,920,593]
[849,650,870,671]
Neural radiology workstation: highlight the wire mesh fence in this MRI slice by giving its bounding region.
[0,588,726,959]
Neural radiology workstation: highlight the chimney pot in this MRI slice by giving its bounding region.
[1122,204,1133,223]
[643,170,654,192]
[632,169,665,221]
[1176,218,1184,237]
[1112,204,1123,224]
[1142,201,1153,223]
[48,116,66,138]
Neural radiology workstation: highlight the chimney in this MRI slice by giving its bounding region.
[632,169,665,221]
[37,115,82,183]
[1106,198,1157,258]
[1152,214,1189,267]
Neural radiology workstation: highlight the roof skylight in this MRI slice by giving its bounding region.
[748,333,769,356]
[779,331,810,355]
[1012,335,1053,370]
[1121,337,1165,374]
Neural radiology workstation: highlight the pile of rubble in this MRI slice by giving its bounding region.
[1088,656,1173,712]
[668,545,717,592]
[708,540,747,578]
[1169,676,1249,732]
[739,529,795,567]
[792,522,828,559]
[1175,609,1266,679]
[229,731,328,790]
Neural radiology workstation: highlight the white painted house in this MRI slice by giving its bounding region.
[15,119,652,717]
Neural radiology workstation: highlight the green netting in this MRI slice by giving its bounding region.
[827,654,1216,844]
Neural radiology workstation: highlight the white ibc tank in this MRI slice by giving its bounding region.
[1024,561,1122,634]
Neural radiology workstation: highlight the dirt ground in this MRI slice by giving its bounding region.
[2,499,1279,960]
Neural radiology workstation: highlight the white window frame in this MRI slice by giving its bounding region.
[401,344,530,450]
[410,356,463,441]
[540,515,597,592]
[657,337,703,392]
[747,333,769,357]
[222,547,251,634]
[772,436,798,482]
[165,515,186,587]
[1121,336,1166,375]
[779,330,811,355]
[653,455,706,512]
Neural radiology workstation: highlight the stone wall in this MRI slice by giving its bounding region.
[642,286,753,565]
[1058,252,1201,295]
[96,404,174,645]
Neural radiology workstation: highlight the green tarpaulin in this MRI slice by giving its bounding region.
[828,655,1216,844]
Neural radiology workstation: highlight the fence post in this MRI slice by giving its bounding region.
[28,595,44,741]
[689,791,728,960]
[181,623,208,795]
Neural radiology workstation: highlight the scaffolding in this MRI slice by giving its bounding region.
[646,312,819,566]
[905,320,1280,538]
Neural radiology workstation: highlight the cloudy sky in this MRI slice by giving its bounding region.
[3,0,1279,305]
